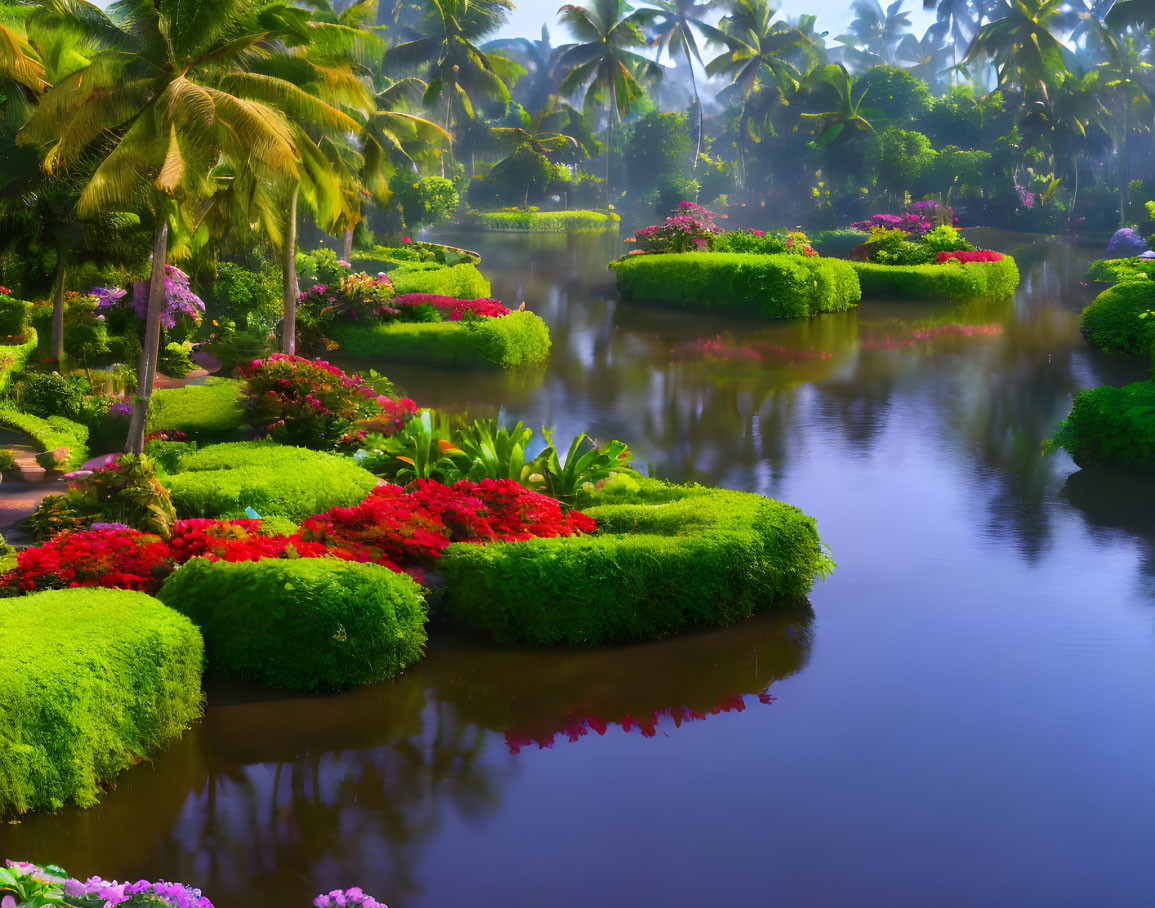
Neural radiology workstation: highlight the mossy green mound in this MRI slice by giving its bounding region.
[1050,380,1155,471]
[163,442,379,520]
[0,588,204,816]
[389,262,491,299]
[850,256,1020,302]
[147,378,247,443]
[157,557,427,691]
[465,209,620,233]
[611,252,861,318]
[438,478,829,646]
[1085,258,1155,283]
[329,310,551,369]
[1080,280,1155,358]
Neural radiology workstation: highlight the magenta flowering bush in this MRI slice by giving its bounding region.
[633,201,720,253]
[910,200,957,227]
[313,888,388,908]
[851,213,932,236]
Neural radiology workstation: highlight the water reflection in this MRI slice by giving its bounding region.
[0,608,812,908]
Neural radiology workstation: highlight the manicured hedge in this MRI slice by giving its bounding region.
[147,378,247,443]
[464,209,621,233]
[1085,258,1155,283]
[163,442,380,520]
[0,588,204,816]
[0,330,37,397]
[439,478,827,645]
[329,310,551,369]
[1080,280,1155,358]
[0,296,31,339]
[850,256,1020,302]
[157,557,427,691]
[611,252,861,318]
[390,262,491,299]
[1050,380,1155,471]
[0,407,89,469]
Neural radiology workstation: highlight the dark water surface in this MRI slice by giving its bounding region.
[7,232,1155,908]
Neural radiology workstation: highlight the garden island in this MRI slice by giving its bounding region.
[2,0,1155,905]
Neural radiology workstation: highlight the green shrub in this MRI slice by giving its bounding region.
[163,441,379,520]
[209,262,282,330]
[439,478,830,645]
[1080,280,1155,357]
[0,331,37,397]
[850,256,1020,302]
[0,449,16,472]
[0,588,203,816]
[624,111,693,192]
[146,379,247,443]
[1049,380,1155,471]
[0,295,31,337]
[394,175,459,229]
[329,310,551,369]
[1085,258,1155,283]
[156,557,426,691]
[464,209,621,233]
[389,262,491,299]
[0,408,89,469]
[611,252,861,317]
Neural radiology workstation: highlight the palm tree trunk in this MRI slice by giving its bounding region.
[50,250,65,365]
[1119,109,1130,229]
[686,47,703,171]
[125,211,169,454]
[342,227,353,262]
[282,185,300,356]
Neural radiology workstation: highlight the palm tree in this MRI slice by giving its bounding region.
[963,0,1070,98]
[836,0,913,69]
[383,0,517,169]
[896,22,954,89]
[640,0,718,165]
[933,0,976,64]
[20,0,346,452]
[799,62,876,148]
[703,0,811,188]
[485,25,566,114]
[557,0,661,203]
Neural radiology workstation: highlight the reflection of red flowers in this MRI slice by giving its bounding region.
[503,689,777,754]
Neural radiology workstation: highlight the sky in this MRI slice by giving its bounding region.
[492,0,940,44]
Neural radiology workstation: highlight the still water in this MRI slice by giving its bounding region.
[6,231,1155,908]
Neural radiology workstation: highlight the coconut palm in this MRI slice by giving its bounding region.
[382,0,517,167]
[485,25,567,114]
[896,22,955,89]
[640,0,719,164]
[703,0,812,188]
[963,0,1070,97]
[835,0,913,69]
[556,0,661,202]
[20,0,357,452]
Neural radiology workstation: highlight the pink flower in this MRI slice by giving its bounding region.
[401,236,411,243]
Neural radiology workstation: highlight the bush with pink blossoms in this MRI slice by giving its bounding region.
[1,860,213,908]
[851,213,932,236]
[633,201,720,253]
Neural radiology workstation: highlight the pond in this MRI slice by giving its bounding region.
[5,231,1155,908]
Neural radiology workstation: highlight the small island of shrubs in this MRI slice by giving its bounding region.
[460,208,621,233]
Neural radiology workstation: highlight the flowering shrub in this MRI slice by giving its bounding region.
[851,213,931,236]
[910,199,958,227]
[299,271,395,324]
[936,249,1005,264]
[314,888,386,908]
[1,860,213,908]
[240,354,416,449]
[712,228,818,257]
[4,482,597,592]
[387,293,511,321]
[633,201,719,253]
[130,265,205,333]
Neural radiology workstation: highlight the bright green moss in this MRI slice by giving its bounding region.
[157,557,427,691]
[147,378,247,443]
[163,442,379,520]
[611,252,861,318]
[1050,380,1155,471]
[850,256,1020,301]
[1080,280,1155,358]
[1085,258,1155,283]
[0,588,204,816]
[439,478,829,646]
[465,209,621,233]
[329,310,551,369]
[390,262,491,298]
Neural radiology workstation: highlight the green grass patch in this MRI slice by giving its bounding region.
[1085,258,1155,283]
[611,252,861,318]
[0,407,89,469]
[157,557,427,691]
[163,441,380,521]
[850,256,1020,302]
[329,310,551,369]
[464,209,621,233]
[1050,380,1155,471]
[1080,280,1155,358]
[0,588,204,816]
[147,378,247,443]
[439,478,829,646]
